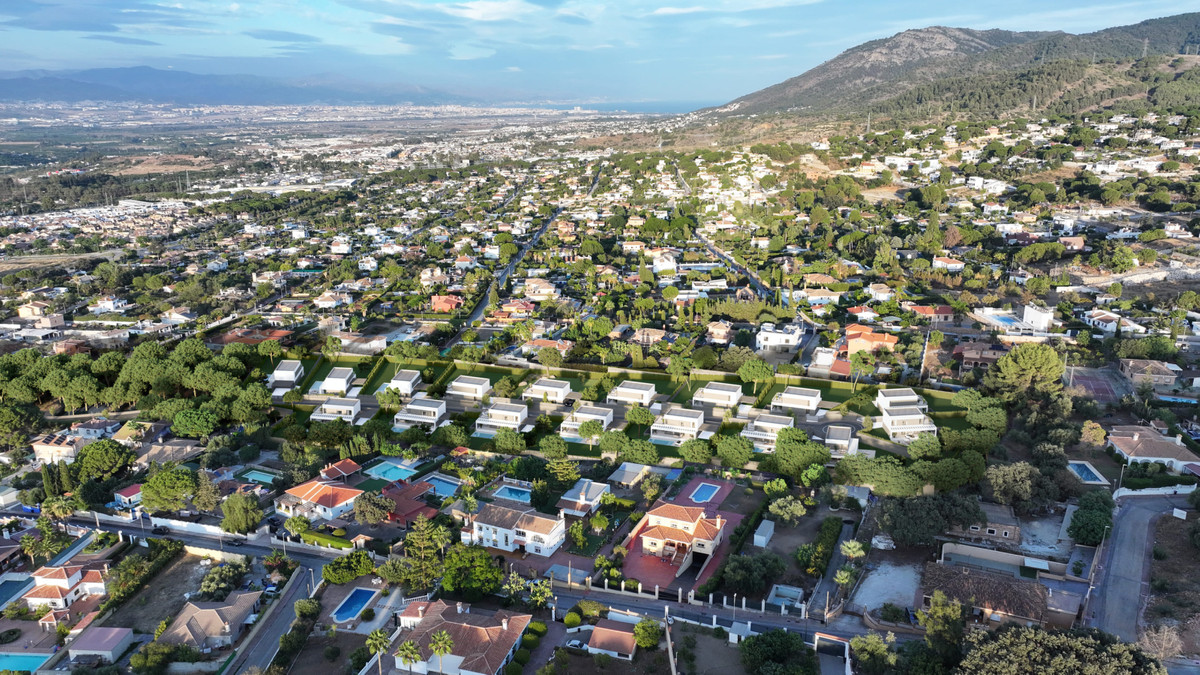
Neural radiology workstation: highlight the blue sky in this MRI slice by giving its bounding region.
[2,0,1199,104]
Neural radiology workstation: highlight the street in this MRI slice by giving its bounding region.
[224,564,315,674]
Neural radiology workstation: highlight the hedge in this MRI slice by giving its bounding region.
[522,634,540,649]
[528,621,547,636]
[1122,475,1198,490]
[805,517,844,577]
[514,648,531,665]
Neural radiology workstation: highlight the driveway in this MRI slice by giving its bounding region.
[1090,495,1190,641]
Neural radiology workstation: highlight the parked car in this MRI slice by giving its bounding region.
[226,539,245,547]
[565,640,585,650]
[151,526,170,535]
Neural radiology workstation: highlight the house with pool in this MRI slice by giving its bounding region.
[391,600,531,675]
[474,402,530,436]
[275,478,362,521]
[606,380,656,407]
[522,378,572,404]
[649,407,705,445]
[22,563,108,611]
[462,501,566,557]
[740,413,794,452]
[559,405,614,441]
[393,397,447,430]
[638,503,725,577]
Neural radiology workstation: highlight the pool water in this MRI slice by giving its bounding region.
[494,485,532,503]
[425,474,461,497]
[367,460,419,482]
[0,653,51,672]
[690,483,721,503]
[331,587,377,623]
[241,469,278,485]
[1068,462,1103,483]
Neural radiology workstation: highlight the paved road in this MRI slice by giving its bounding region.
[1089,495,1190,642]
[225,564,314,674]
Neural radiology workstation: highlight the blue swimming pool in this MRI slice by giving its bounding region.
[241,469,278,485]
[690,483,721,503]
[990,314,1020,326]
[665,468,683,482]
[367,460,418,482]
[425,474,461,497]
[494,485,532,503]
[0,653,51,672]
[331,587,377,623]
[1068,462,1105,483]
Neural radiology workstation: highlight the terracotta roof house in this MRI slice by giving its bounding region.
[319,459,362,481]
[392,600,531,675]
[159,590,262,649]
[22,564,107,610]
[1108,425,1199,471]
[1119,359,1178,387]
[638,503,725,578]
[587,619,638,660]
[843,324,898,355]
[431,295,465,313]
[383,481,439,526]
[274,479,362,521]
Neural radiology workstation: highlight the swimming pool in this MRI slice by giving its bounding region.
[989,314,1020,327]
[241,469,278,485]
[331,587,377,623]
[366,459,419,482]
[1068,461,1109,485]
[689,483,721,503]
[494,485,532,503]
[425,474,461,497]
[0,653,51,672]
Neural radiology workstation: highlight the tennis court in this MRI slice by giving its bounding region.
[1064,366,1129,404]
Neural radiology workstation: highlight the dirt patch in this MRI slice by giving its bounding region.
[104,554,209,633]
[674,623,744,675]
[1148,514,1200,654]
[755,511,828,589]
[558,646,672,675]
[109,154,218,175]
[715,483,765,516]
[852,560,922,612]
[287,629,367,675]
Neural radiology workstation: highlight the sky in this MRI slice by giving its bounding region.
[2,0,1200,105]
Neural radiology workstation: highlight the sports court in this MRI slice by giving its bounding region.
[1064,366,1130,404]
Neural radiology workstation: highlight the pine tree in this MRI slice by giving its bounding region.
[57,461,74,493]
[42,465,59,497]
[193,472,220,514]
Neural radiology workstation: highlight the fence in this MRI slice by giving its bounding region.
[1114,484,1197,499]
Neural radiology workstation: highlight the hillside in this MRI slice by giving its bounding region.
[714,12,1200,120]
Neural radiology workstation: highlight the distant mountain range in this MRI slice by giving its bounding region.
[710,12,1200,121]
[0,66,467,106]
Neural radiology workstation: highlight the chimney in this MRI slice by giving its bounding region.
[222,622,230,634]
[456,602,463,614]
[502,618,509,631]
[1132,432,1139,442]
[417,604,425,618]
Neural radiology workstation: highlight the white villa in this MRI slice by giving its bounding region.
[269,360,305,389]
[741,413,794,451]
[559,406,614,442]
[521,378,572,404]
[770,386,822,415]
[606,381,656,406]
[824,425,862,458]
[309,397,361,423]
[755,322,804,353]
[556,478,611,518]
[463,501,566,557]
[475,403,530,436]
[638,503,725,578]
[691,382,742,409]
[393,397,447,430]
[875,388,937,442]
[384,369,422,396]
[649,407,705,445]
[22,564,107,611]
[319,367,355,396]
[447,375,492,400]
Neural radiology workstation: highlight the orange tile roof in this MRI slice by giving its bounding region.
[24,585,69,600]
[589,619,637,655]
[321,459,362,479]
[284,479,362,508]
[646,503,706,523]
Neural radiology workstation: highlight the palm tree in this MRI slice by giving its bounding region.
[395,640,421,674]
[366,629,390,675]
[840,539,866,563]
[430,630,454,674]
[834,565,855,589]
[430,525,451,559]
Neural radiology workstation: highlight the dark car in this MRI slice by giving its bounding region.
[151,526,170,535]
[226,539,245,547]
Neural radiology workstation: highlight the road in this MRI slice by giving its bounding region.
[225,563,314,674]
[696,232,771,300]
[1088,495,1190,642]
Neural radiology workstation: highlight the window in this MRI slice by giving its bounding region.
[969,525,980,532]
[1002,531,1010,538]
[986,528,996,536]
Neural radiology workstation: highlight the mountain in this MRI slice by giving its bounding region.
[714,12,1200,119]
[0,66,467,106]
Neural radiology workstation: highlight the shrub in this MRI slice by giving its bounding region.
[514,648,531,665]
[504,663,523,675]
[361,608,375,621]
[880,603,906,623]
[563,612,581,628]
[574,599,607,618]
[713,626,727,640]
[332,528,347,537]
[294,598,321,620]
[528,620,547,636]
[324,646,341,661]
[522,634,540,649]
[594,653,613,669]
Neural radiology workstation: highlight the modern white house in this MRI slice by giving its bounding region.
[559,406,614,442]
[606,381,656,406]
[462,501,566,556]
[649,407,705,445]
[740,413,794,451]
[475,402,530,436]
[521,378,572,404]
[384,369,421,396]
[556,478,611,517]
[393,397,447,430]
[447,375,492,400]
[310,397,361,423]
[755,322,805,353]
[824,425,862,458]
[875,388,937,442]
[269,360,305,389]
[691,382,743,409]
[770,386,822,415]
[319,367,356,395]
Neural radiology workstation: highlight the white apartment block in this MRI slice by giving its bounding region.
[475,403,529,436]
[393,398,447,430]
[875,388,937,442]
[522,378,572,404]
[770,386,822,415]
[463,501,566,557]
[691,382,743,409]
[649,407,705,446]
[559,406,614,441]
[741,413,794,451]
[607,381,657,407]
[447,375,492,400]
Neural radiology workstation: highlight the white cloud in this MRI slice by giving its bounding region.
[505,65,521,71]
[440,0,539,22]
[652,6,707,15]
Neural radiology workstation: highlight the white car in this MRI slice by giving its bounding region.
[565,640,586,650]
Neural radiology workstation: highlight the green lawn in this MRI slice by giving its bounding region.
[355,478,391,492]
[364,360,401,394]
[933,414,972,431]
[301,531,353,549]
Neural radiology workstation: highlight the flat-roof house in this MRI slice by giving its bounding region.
[824,425,862,458]
[639,503,725,578]
[309,397,361,423]
[755,323,804,353]
[274,479,362,521]
[691,382,742,409]
[741,413,794,452]
[159,590,262,649]
[69,626,135,664]
[475,403,529,436]
[384,369,422,396]
[770,386,821,415]
[1108,425,1199,471]
[649,407,705,445]
[447,375,492,400]
[68,418,122,440]
[559,406,614,441]
[463,501,566,557]
[391,600,531,675]
[606,381,656,407]
[556,478,611,518]
[394,398,447,430]
[875,388,937,442]
[318,367,355,396]
[587,619,638,661]
[521,378,571,404]
[31,434,86,465]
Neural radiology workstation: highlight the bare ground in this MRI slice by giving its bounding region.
[287,629,367,675]
[1148,514,1200,655]
[104,554,210,633]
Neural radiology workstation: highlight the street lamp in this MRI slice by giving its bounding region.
[1116,464,1126,492]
